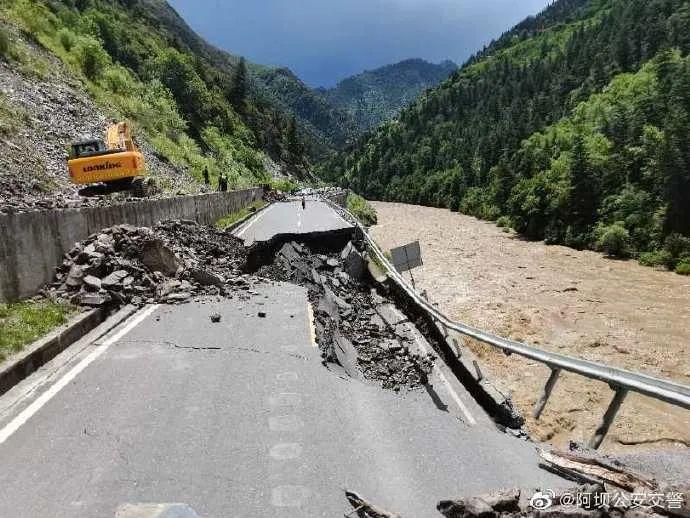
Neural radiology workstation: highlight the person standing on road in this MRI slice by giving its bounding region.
[301,195,306,210]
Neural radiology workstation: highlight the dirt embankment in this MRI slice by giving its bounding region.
[370,201,690,453]
[0,22,194,214]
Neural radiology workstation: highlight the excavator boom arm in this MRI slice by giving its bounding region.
[105,122,136,152]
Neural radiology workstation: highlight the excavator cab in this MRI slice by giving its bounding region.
[67,122,146,185]
[69,139,108,159]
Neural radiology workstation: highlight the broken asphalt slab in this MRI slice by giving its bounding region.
[232,200,353,245]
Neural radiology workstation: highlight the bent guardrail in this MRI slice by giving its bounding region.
[324,198,690,449]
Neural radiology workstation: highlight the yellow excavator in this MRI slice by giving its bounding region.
[67,122,146,186]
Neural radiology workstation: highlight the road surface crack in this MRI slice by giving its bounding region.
[120,340,309,360]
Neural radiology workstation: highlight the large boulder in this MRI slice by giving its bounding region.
[341,242,366,280]
[141,239,179,276]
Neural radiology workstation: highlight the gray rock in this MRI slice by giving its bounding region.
[102,270,128,288]
[79,293,110,306]
[343,246,366,280]
[341,242,355,260]
[165,292,191,302]
[277,242,302,263]
[191,268,224,287]
[65,265,85,287]
[141,239,179,275]
[83,275,102,291]
[479,488,520,512]
[158,279,182,297]
[438,497,494,518]
[465,497,496,517]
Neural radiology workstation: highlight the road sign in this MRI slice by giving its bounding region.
[390,241,423,273]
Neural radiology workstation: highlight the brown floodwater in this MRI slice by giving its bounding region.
[371,201,690,453]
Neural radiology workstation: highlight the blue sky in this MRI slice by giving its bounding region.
[168,0,551,88]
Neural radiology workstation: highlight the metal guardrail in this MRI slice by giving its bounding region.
[324,197,690,449]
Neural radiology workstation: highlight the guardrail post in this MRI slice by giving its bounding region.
[533,368,561,420]
[589,387,628,450]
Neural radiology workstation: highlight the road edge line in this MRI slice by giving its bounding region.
[307,303,317,348]
[0,304,159,446]
[234,203,275,238]
[223,201,271,234]
[0,308,106,398]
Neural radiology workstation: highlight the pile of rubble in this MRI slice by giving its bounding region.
[43,220,433,390]
[347,482,688,518]
[437,484,688,518]
[258,240,434,391]
[435,447,690,518]
[44,220,252,307]
[262,189,288,203]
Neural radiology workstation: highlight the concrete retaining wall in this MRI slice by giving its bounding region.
[0,188,263,302]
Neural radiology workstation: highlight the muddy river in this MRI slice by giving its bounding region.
[370,201,690,453]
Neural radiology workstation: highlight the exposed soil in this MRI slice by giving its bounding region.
[0,22,199,214]
[370,201,690,453]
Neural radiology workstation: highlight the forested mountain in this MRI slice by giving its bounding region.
[1,0,314,186]
[321,0,690,273]
[140,0,361,161]
[138,2,455,158]
[317,59,457,131]
[254,59,457,156]
[253,67,358,157]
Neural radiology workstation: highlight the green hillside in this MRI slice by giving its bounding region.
[318,58,457,131]
[133,1,359,159]
[254,66,358,157]
[0,0,312,186]
[321,0,690,272]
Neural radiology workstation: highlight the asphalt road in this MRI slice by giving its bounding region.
[0,283,566,518]
[233,200,352,244]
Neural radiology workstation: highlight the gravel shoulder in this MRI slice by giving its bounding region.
[370,201,690,453]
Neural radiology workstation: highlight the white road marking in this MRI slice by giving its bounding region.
[269,443,303,460]
[277,372,299,382]
[306,303,317,348]
[297,210,302,229]
[0,305,159,446]
[407,322,478,426]
[235,203,275,238]
[271,485,312,507]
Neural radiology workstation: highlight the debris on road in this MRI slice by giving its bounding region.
[210,312,221,323]
[45,220,252,307]
[257,240,434,391]
[438,488,521,518]
[43,218,433,390]
[439,448,690,517]
[344,490,403,518]
[538,448,657,492]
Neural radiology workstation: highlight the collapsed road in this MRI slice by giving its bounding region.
[3,199,682,517]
